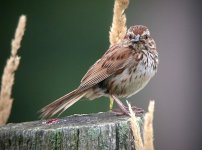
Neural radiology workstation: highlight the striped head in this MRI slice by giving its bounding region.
[125,25,156,52]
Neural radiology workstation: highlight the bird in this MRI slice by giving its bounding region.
[40,25,159,118]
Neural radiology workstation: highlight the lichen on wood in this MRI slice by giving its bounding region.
[0,112,143,150]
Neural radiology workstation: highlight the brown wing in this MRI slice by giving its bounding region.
[79,44,133,90]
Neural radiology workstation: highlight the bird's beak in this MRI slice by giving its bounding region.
[131,34,140,43]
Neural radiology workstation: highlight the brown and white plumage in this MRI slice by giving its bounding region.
[40,25,159,118]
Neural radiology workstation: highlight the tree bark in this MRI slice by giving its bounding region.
[0,112,143,150]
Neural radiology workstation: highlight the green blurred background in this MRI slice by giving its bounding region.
[1,0,201,149]
[0,0,114,121]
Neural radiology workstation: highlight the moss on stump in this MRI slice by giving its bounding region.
[0,112,143,150]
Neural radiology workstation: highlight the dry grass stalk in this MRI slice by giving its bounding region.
[143,101,155,150]
[128,101,155,150]
[108,0,129,112]
[0,15,26,125]
[109,0,129,46]
[127,101,144,150]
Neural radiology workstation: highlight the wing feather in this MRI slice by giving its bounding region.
[79,45,132,89]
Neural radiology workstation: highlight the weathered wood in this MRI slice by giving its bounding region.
[0,112,143,150]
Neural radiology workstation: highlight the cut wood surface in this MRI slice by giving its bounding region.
[0,112,143,150]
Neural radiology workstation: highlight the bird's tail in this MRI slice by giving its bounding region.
[40,89,86,118]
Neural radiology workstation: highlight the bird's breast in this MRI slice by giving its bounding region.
[108,52,158,97]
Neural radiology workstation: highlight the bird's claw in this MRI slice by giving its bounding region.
[112,106,144,116]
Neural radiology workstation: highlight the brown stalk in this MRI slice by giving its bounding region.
[143,101,155,150]
[128,101,144,150]
[128,101,155,150]
[0,15,27,125]
[109,0,129,46]
[108,0,129,111]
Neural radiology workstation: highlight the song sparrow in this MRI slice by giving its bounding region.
[40,25,159,118]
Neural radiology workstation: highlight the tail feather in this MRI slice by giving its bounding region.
[57,93,85,116]
[40,89,86,118]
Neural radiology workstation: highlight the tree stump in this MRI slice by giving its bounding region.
[0,112,143,150]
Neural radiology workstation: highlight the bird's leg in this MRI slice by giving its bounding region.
[111,95,128,114]
[109,96,114,111]
[111,95,144,116]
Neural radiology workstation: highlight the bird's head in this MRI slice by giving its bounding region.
[125,25,156,51]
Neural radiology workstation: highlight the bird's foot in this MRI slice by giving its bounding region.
[110,95,144,116]
[112,106,144,116]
